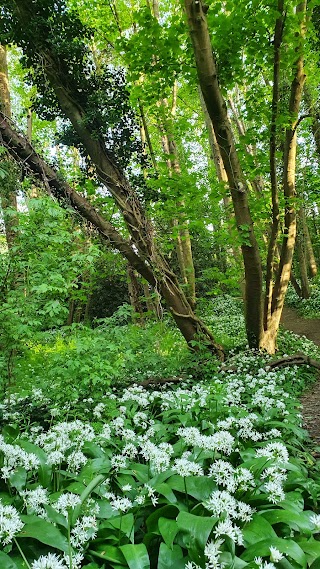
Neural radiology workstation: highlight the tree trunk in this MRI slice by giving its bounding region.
[158,96,196,309]
[127,264,144,320]
[0,44,18,250]
[185,0,264,348]
[6,0,226,358]
[262,0,307,352]
[0,112,224,359]
[297,208,310,298]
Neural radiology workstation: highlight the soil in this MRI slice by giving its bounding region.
[281,307,320,447]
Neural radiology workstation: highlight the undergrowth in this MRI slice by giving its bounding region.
[1,296,320,568]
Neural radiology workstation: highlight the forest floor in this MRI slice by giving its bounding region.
[281,307,320,447]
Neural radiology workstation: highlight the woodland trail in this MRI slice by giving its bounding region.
[281,307,320,446]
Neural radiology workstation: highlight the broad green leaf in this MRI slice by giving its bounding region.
[298,539,320,564]
[146,505,179,533]
[19,516,69,552]
[262,510,313,534]
[176,511,216,556]
[167,475,216,500]
[100,513,134,542]
[44,504,68,529]
[0,552,19,569]
[120,543,150,569]
[158,517,179,549]
[242,515,277,545]
[9,467,27,491]
[89,544,126,564]
[157,543,185,569]
[241,538,307,567]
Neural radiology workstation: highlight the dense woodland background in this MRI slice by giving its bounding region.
[1,1,320,569]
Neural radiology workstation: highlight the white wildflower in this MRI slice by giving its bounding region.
[70,515,98,547]
[214,518,243,545]
[173,458,204,477]
[310,514,320,531]
[53,493,81,517]
[270,546,284,563]
[110,497,133,512]
[31,552,67,568]
[0,502,24,545]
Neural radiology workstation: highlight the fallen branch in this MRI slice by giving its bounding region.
[267,354,320,370]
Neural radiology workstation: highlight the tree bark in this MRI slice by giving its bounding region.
[127,264,144,320]
[158,94,196,309]
[0,44,18,250]
[262,0,307,352]
[0,112,224,358]
[7,0,226,358]
[185,0,263,348]
[297,207,310,298]
[264,0,285,330]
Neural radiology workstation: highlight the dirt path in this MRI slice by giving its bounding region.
[281,307,320,446]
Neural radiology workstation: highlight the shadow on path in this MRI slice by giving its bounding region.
[281,307,320,446]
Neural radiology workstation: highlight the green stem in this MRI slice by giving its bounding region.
[13,537,31,569]
[184,477,189,510]
[67,511,73,569]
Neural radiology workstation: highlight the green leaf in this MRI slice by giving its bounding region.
[9,467,27,491]
[167,475,216,500]
[146,505,179,533]
[100,513,134,542]
[241,538,307,567]
[119,543,150,569]
[0,552,19,569]
[176,511,216,552]
[158,543,185,569]
[242,515,277,545]
[262,510,313,534]
[19,516,69,552]
[44,504,68,529]
[158,517,179,549]
[298,539,320,564]
[89,544,126,564]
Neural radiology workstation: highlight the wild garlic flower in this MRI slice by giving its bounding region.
[256,442,289,464]
[204,490,237,517]
[214,518,243,545]
[185,562,202,569]
[270,546,284,563]
[52,493,81,517]
[200,431,235,455]
[110,496,133,512]
[0,501,24,545]
[204,539,224,569]
[70,515,98,547]
[21,486,49,515]
[100,424,111,440]
[264,481,285,504]
[208,460,235,491]
[111,454,127,470]
[0,439,40,479]
[172,458,204,477]
[66,450,88,472]
[310,514,320,531]
[31,553,67,568]
[140,441,173,473]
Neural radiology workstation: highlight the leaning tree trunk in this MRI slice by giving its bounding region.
[6,0,224,359]
[185,0,264,348]
[0,113,224,359]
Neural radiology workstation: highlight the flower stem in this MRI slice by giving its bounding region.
[13,537,31,569]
